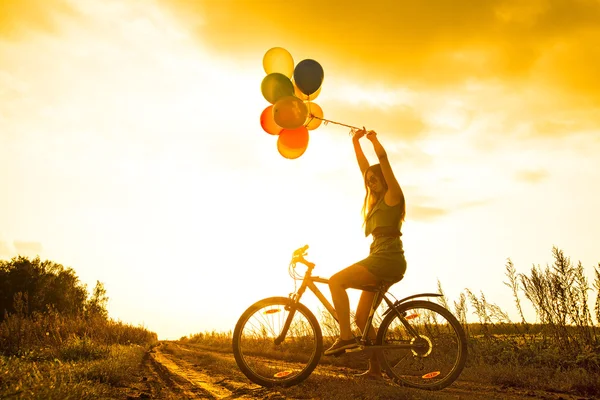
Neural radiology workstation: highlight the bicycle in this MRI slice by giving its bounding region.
[232,245,468,391]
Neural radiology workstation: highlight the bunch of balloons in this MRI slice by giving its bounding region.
[260,47,325,159]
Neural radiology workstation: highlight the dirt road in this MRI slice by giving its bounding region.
[122,342,592,400]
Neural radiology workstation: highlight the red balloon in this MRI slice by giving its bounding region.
[260,105,282,135]
[277,126,309,159]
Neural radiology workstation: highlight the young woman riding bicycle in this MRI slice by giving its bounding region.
[325,127,407,380]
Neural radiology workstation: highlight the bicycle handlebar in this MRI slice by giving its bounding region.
[293,244,309,258]
[290,245,315,269]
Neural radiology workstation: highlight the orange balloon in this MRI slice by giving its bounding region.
[260,105,282,135]
[277,126,309,159]
[304,102,323,130]
[277,140,307,160]
[294,82,321,101]
[273,95,308,129]
[263,47,294,78]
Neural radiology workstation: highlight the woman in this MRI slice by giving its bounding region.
[325,127,407,380]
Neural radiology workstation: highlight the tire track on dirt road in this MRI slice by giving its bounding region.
[148,343,282,399]
[145,342,594,400]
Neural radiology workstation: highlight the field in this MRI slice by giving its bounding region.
[1,247,599,399]
[1,313,598,399]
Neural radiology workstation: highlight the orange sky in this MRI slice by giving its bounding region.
[1,0,599,339]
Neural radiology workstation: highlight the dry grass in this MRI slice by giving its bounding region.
[0,309,157,358]
[184,247,600,397]
[0,344,147,400]
[0,309,158,399]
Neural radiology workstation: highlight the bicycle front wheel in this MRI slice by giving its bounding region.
[232,296,323,387]
[377,300,467,390]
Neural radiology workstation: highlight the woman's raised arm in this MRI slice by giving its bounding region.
[352,128,370,176]
[366,130,403,206]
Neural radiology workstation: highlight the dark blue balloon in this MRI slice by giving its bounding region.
[293,59,324,96]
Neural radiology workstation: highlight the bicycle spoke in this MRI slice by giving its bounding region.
[233,297,323,387]
[377,300,467,390]
[389,352,411,369]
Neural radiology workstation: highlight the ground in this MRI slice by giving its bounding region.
[120,342,593,400]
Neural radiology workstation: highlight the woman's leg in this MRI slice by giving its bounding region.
[355,290,385,375]
[328,264,380,340]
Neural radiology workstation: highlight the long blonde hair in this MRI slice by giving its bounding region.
[361,164,386,223]
[361,164,406,224]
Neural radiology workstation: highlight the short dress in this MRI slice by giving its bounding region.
[357,198,407,284]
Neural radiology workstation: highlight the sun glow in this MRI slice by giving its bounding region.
[2,0,600,340]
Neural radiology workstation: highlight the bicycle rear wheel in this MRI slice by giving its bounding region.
[377,300,467,390]
[232,296,323,387]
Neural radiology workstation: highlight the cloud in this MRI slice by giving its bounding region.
[160,0,600,104]
[325,102,427,141]
[0,0,76,39]
[0,241,13,257]
[158,2,600,157]
[532,120,584,137]
[514,169,549,184]
[407,205,448,222]
[14,241,43,255]
[406,192,490,222]
[0,240,43,258]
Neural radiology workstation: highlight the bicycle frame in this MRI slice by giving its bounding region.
[275,257,443,352]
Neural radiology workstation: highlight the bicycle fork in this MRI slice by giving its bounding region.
[273,285,308,346]
[273,303,297,345]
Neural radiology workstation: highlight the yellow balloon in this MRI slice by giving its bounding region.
[294,82,321,101]
[273,96,308,130]
[304,102,323,130]
[263,47,294,78]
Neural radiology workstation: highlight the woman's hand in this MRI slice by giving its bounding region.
[366,129,378,141]
[351,126,367,142]
[352,126,370,174]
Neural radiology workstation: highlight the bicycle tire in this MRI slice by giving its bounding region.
[376,300,468,390]
[232,296,323,387]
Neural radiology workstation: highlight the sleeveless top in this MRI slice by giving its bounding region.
[364,198,403,237]
[360,197,406,282]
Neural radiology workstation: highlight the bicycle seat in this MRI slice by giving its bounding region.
[353,283,389,292]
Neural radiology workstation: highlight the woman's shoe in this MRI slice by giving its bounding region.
[324,338,359,355]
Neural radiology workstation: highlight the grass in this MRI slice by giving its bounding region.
[0,309,158,399]
[0,309,157,357]
[3,247,599,398]
[0,344,148,400]
[182,247,600,397]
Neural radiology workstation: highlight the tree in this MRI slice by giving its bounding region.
[86,280,109,318]
[0,256,88,320]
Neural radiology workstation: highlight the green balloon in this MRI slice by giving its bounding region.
[261,73,294,104]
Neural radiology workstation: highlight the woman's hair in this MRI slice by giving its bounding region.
[361,164,406,224]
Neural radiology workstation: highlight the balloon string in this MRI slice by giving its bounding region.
[308,114,361,135]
